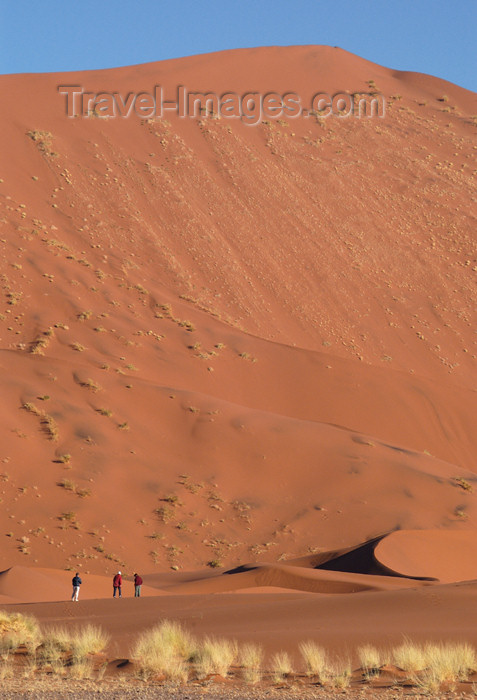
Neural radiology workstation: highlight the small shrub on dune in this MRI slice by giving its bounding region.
[270,650,293,682]
[358,644,382,676]
[71,624,110,662]
[0,611,41,654]
[38,624,109,673]
[156,620,196,660]
[0,657,14,680]
[413,665,443,695]
[424,641,477,683]
[327,660,352,689]
[392,639,427,672]
[132,620,196,682]
[68,657,94,679]
[38,627,72,669]
[299,640,328,680]
[240,643,264,684]
[194,636,237,678]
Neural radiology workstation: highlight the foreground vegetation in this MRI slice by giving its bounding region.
[1,611,477,693]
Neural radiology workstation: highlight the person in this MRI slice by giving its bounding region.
[134,573,143,597]
[71,572,82,601]
[113,570,122,597]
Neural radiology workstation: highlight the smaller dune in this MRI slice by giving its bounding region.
[375,529,477,583]
[153,560,428,596]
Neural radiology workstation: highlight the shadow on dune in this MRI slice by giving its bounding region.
[288,535,435,581]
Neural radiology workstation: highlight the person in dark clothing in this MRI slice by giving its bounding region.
[71,572,82,601]
[134,573,143,597]
[113,571,122,597]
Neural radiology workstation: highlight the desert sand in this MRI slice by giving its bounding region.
[0,45,476,688]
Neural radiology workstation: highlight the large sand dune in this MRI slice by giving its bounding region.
[0,45,476,659]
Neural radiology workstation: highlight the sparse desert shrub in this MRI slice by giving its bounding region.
[39,624,109,672]
[413,665,442,694]
[154,506,174,523]
[454,477,473,492]
[270,650,293,682]
[358,644,382,676]
[68,657,94,679]
[194,636,237,678]
[132,620,196,681]
[77,310,92,321]
[41,413,59,441]
[38,627,72,666]
[299,640,328,679]
[424,641,477,682]
[207,559,222,568]
[71,624,110,661]
[392,639,427,672]
[163,494,180,504]
[240,643,263,684]
[57,478,76,491]
[59,510,77,521]
[76,488,92,498]
[328,660,352,688]
[23,403,59,440]
[77,378,101,392]
[0,611,41,654]
[22,401,42,416]
[0,657,14,679]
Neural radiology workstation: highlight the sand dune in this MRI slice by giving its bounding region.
[375,529,477,583]
[0,45,475,663]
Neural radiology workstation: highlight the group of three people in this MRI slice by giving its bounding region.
[71,571,143,601]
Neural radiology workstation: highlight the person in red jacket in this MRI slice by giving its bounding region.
[134,573,143,597]
[113,570,122,598]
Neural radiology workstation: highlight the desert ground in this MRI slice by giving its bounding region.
[0,45,476,695]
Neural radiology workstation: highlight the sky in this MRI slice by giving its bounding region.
[0,0,476,92]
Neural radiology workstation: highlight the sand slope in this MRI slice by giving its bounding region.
[0,45,475,588]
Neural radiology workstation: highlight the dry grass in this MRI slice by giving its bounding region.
[358,644,382,676]
[2,610,477,693]
[68,657,94,679]
[37,624,109,674]
[194,636,237,678]
[71,624,110,661]
[270,650,293,682]
[131,620,196,682]
[0,657,14,680]
[423,642,477,682]
[0,611,41,654]
[392,639,427,672]
[327,660,352,688]
[57,477,76,491]
[299,640,328,679]
[392,640,477,693]
[240,643,263,684]
[76,377,101,392]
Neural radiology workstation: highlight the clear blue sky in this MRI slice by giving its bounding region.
[1,0,476,92]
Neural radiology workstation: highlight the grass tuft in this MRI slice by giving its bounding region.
[132,620,196,682]
[240,642,263,684]
[194,636,238,678]
[299,640,328,679]
[270,650,293,682]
